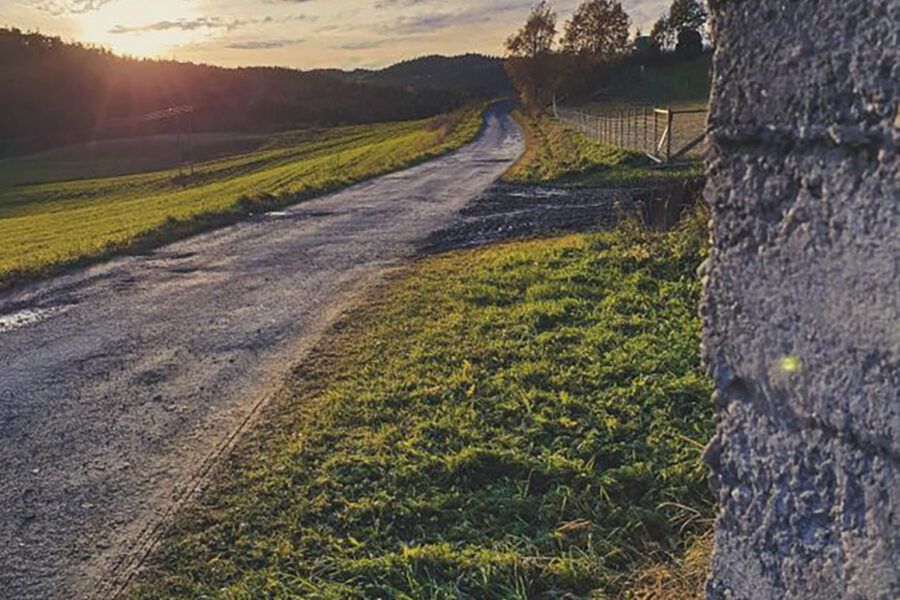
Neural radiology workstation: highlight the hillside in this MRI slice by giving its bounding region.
[310,55,512,99]
[357,54,513,97]
[0,29,472,156]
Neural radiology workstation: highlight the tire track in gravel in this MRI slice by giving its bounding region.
[0,103,522,600]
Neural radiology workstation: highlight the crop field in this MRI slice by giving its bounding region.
[129,209,714,600]
[0,132,277,188]
[0,105,485,289]
[504,111,703,187]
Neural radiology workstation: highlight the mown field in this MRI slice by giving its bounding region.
[0,132,275,188]
[504,111,703,188]
[129,208,714,600]
[0,105,485,289]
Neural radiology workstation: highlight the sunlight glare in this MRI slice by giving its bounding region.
[76,0,208,58]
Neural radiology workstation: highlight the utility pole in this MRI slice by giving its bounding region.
[141,105,195,181]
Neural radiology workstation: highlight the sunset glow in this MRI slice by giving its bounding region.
[1,0,671,68]
[76,0,205,58]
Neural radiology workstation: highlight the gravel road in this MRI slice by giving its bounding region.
[0,103,523,600]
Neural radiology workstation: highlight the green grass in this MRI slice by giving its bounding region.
[0,104,486,289]
[128,210,714,600]
[0,132,277,188]
[503,111,703,188]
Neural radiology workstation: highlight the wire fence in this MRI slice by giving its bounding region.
[554,102,708,163]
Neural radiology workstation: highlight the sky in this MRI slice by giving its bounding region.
[0,0,670,70]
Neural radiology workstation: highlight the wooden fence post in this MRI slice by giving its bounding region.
[666,106,673,163]
[654,110,659,159]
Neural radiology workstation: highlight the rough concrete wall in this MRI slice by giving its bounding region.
[701,0,899,598]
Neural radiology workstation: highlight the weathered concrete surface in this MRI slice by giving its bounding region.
[702,0,899,599]
[0,104,522,600]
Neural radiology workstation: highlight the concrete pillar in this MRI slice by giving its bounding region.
[701,0,899,599]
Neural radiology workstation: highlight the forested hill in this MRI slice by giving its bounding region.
[315,54,512,97]
[0,29,495,156]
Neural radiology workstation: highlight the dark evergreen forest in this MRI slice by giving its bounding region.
[0,29,505,155]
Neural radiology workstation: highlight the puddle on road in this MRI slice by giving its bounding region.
[0,307,67,334]
[264,210,335,220]
[506,188,570,199]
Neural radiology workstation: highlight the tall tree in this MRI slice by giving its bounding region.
[503,2,560,113]
[505,1,557,58]
[649,15,672,51]
[561,0,631,56]
[651,0,707,51]
[668,0,708,33]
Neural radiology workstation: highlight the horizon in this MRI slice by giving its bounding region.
[1,0,670,70]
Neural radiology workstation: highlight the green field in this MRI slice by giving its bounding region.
[0,105,485,289]
[0,132,276,188]
[129,210,714,600]
[504,111,703,187]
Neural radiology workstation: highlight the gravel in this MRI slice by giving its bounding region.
[0,104,523,600]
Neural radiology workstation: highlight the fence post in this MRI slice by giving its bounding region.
[627,109,631,149]
[632,108,636,149]
[630,109,635,149]
[654,109,659,159]
[630,109,635,150]
[666,106,673,163]
[618,110,623,147]
[643,108,648,154]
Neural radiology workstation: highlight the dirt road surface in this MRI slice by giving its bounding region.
[0,104,523,600]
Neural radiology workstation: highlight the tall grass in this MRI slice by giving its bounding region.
[129,210,714,600]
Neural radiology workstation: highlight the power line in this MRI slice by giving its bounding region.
[141,105,196,179]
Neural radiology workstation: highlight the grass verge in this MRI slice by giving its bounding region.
[128,208,714,600]
[503,110,703,188]
[0,104,486,291]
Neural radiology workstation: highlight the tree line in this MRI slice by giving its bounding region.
[0,29,473,157]
[503,0,709,111]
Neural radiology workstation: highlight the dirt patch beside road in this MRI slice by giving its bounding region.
[421,179,704,252]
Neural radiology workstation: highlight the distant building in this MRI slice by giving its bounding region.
[635,36,654,53]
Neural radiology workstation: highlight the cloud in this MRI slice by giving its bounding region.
[380,1,531,35]
[109,17,252,34]
[621,0,670,29]
[336,39,389,50]
[108,14,314,35]
[32,0,115,15]
[22,0,674,69]
[373,0,437,8]
[226,38,305,49]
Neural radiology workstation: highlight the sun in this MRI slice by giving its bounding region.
[75,0,211,58]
